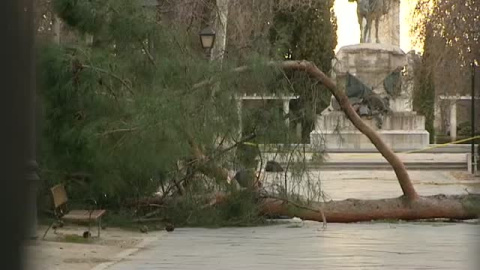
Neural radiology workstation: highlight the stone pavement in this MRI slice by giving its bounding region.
[324,153,468,163]
[264,152,469,164]
[101,170,480,270]
[263,170,480,201]
[105,222,479,270]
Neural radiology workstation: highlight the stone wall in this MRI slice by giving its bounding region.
[311,111,429,150]
[316,111,426,132]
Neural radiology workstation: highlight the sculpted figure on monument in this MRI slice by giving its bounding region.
[312,1,429,150]
[332,73,392,128]
[349,0,391,43]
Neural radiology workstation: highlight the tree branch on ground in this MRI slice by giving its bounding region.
[98,127,140,136]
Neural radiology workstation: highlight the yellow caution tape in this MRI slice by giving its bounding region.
[240,135,480,157]
[402,135,480,154]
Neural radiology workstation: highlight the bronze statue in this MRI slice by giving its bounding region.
[350,0,390,43]
[343,72,394,129]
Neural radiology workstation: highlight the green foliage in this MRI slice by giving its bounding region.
[269,1,337,141]
[413,71,435,141]
[457,122,480,137]
[53,0,106,34]
[413,28,436,141]
[162,190,264,227]
[269,1,337,71]
[40,0,335,226]
[40,0,289,209]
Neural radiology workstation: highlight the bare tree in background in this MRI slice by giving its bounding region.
[412,0,479,135]
[37,0,330,61]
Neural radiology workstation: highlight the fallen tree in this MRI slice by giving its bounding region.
[260,194,480,223]
[183,60,480,223]
[124,60,480,225]
[43,0,479,227]
[131,192,480,224]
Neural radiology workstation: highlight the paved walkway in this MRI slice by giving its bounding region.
[98,170,480,270]
[325,153,469,163]
[263,170,480,201]
[263,152,469,164]
[105,222,479,270]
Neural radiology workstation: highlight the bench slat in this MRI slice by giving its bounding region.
[62,209,106,221]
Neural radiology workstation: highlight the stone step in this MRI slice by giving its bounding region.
[291,162,467,171]
[260,144,478,154]
[319,144,479,153]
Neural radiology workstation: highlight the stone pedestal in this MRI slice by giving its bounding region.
[311,111,429,150]
[311,43,429,151]
[331,43,407,104]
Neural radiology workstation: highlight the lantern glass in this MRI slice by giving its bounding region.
[200,35,215,49]
[199,27,216,50]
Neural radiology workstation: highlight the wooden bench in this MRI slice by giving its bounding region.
[42,184,106,239]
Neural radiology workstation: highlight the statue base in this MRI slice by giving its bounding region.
[310,43,429,151]
[310,111,430,151]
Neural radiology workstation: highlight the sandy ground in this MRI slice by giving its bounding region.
[450,170,480,181]
[24,225,164,270]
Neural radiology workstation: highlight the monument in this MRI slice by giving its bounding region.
[310,0,429,150]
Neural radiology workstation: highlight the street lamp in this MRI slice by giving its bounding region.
[472,60,479,175]
[199,26,216,58]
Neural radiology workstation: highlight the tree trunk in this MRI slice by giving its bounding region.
[278,60,419,200]
[188,137,230,183]
[260,194,480,223]
[53,16,61,44]
[170,192,480,223]
[211,0,229,62]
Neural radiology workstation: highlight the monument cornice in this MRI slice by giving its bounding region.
[338,43,406,56]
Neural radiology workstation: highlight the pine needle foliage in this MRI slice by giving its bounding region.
[39,0,278,203]
[39,1,337,227]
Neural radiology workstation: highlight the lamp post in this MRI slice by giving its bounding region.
[472,61,478,174]
[199,26,216,59]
